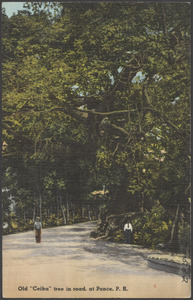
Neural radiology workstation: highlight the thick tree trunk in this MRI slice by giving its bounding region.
[66,192,69,223]
[59,197,67,225]
[39,193,42,223]
[82,206,85,218]
[56,195,59,225]
[169,204,180,253]
[87,205,92,221]
[33,202,36,222]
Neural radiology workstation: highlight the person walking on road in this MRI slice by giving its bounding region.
[124,220,133,244]
[34,217,42,243]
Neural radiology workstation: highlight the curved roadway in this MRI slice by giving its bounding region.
[3,221,190,298]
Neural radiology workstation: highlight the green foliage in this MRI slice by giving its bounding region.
[132,201,172,248]
[178,221,191,255]
[3,213,34,235]
[113,230,125,243]
[2,2,191,248]
[43,214,59,228]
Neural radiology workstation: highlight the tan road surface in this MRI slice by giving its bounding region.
[2,221,191,298]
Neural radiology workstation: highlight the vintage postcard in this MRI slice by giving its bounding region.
[2,1,191,298]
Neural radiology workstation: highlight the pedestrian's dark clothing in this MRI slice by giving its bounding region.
[35,228,41,243]
[34,219,42,243]
[125,229,131,243]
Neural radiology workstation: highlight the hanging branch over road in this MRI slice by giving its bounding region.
[143,87,183,135]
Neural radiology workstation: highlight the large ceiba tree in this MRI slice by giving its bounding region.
[2,1,191,232]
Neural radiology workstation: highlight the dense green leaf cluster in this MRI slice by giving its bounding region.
[2,3,191,251]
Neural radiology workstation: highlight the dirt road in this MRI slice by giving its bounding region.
[2,221,190,298]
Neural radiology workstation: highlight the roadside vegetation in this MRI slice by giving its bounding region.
[2,2,190,255]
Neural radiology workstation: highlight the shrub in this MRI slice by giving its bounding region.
[113,230,125,243]
[178,221,191,255]
[2,213,33,234]
[43,214,58,228]
[132,201,172,249]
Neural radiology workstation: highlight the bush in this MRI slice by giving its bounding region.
[113,230,125,243]
[43,214,59,228]
[132,201,172,249]
[178,221,191,255]
[2,213,33,234]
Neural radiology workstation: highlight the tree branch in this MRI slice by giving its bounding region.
[77,108,135,116]
[2,123,32,141]
[143,87,182,134]
[110,124,130,137]
[161,3,168,37]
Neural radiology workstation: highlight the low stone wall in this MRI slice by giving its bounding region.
[147,255,191,278]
